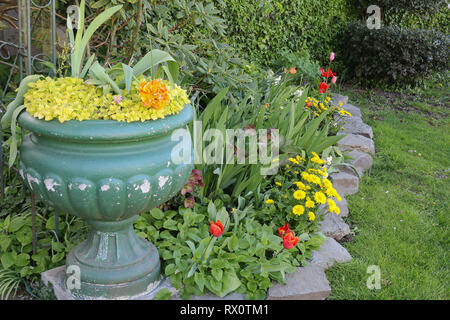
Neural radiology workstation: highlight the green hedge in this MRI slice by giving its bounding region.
[340,22,450,86]
[212,0,355,66]
[384,6,450,34]
[354,0,447,13]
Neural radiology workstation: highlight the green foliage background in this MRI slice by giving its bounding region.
[212,0,355,66]
[383,6,450,34]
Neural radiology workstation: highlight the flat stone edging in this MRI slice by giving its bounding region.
[42,93,375,301]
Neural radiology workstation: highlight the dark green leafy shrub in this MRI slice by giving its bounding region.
[354,0,447,13]
[340,22,450,86]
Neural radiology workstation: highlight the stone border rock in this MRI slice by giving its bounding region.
[42,93,375,301]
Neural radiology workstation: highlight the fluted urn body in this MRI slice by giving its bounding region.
[18,105,194,299]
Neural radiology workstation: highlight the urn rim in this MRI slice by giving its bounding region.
[17,104,193,142]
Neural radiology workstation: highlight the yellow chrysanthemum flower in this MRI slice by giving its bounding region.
[322,178,332,189]
[314,191,327,204]
[294,181,306,190]
[265,199,274,204]
[305,197,315,208]
[328,198,337,212]
[308,212,316,221]
[293,190,306,200]
[334,206,341,215]
[292,205,305,216]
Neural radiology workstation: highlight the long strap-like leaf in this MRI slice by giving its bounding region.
[9,105,26,167]
[72,3,122,77]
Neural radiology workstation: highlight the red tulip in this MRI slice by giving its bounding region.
[278,222,291,238]
[320,68,336,78]
[210,220,224,237]
[283,233,299,249]
[319,82,329,93]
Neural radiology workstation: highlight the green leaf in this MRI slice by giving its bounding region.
[89,61,121,94]
[1,74,41,130]
[185,240,196,256]
[163,219,178,231]
[299,233,310,242]
[162,65,174,87]
[207,201,217,221]
[1,252,17,269]
[8,105,26,167]
[80,54,96,79]
[227,234,239,252]
[187,263,198,278]
[8,217,25,233]
[247,280,257,292]
[132,49,176,78]
[164,264,177,276]
[0,235,12,251]
[211,268,223,281]
[170,271,183,289]
[167,61,179,84]
[154,288,172,300]
[194,272,205,292]
[51,252,65,264]
[122,63,134,93]
[150,208,165,220]
[219,271,241,297]
[72,1,122,77]
[201,237,217,263]
[194,237,210,261]
[201,87,229,125]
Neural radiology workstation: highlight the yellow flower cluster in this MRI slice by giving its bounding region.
[24,76,190,123]
[289,153,342,219]
[288,155,305,165]
[311,152,325,164]
[304,96,352,119]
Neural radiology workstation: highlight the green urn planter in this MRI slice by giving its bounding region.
[17,105,194,299]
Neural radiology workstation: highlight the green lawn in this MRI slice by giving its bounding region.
[326,82,450,299]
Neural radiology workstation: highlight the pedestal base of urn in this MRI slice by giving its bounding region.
[64,216,161,299]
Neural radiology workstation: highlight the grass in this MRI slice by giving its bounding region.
[326,78,450,299]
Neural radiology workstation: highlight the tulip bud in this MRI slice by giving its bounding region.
[330,52,335,61]
[331,76,337,84]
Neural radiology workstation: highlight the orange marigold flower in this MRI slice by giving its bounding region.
[139,79,170,110]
